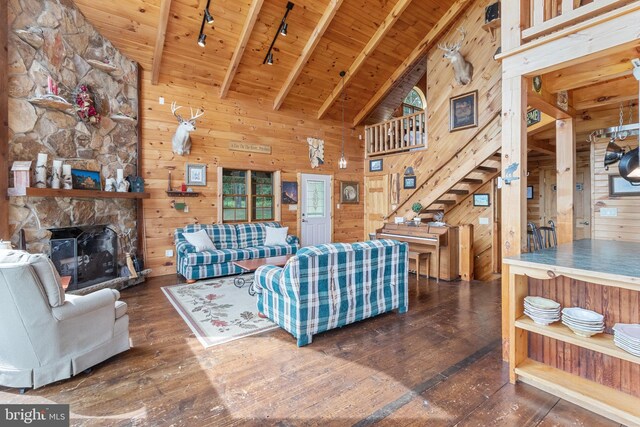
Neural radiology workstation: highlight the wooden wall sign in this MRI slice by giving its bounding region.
[526,109,541,127]
[229,141,272,154]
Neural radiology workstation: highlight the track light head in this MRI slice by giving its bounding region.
[204,8,214,25]
[280,22,288,37]
[266,52,274,65]
[198,33,206,48]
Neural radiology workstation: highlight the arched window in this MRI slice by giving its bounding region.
[403,88,425,116]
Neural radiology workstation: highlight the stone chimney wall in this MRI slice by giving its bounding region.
[8,0,140,260]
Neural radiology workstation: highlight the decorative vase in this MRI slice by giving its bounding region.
[35,153,48,188]
[51,160,62,189]
[116,169,129,192]
[62,164,73,189]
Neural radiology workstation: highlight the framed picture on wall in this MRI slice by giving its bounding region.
[473,193,490,207]
[609,175,640,197]
[369,159,383,172]
[527,186,534,200]
[282,181,298,204]
[403,176,416,189]
[71,169,102,191]
[340,181,360,204]
[449,91,478,132]
[185,163,207,186]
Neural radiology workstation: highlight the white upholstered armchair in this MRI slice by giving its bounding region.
[0,250,130,390]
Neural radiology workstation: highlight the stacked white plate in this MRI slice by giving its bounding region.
[561,307,605,337]
[613,324,640,357]
[524,296,561,326]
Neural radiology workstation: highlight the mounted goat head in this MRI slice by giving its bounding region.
[171,101,205,156]
[438,27,473,86]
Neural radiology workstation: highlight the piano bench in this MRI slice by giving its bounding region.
[408,251,430,280]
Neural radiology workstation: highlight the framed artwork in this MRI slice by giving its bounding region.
[473,193,490,207]
[609,175,640,197]
[340,181,360,204]
[403,176,417,189]
[527,186,534,200]
[369,159,383,172]
[282,181,298,204]
[71,169,102,191]
[449,91,478,132]
[185,163,206,186]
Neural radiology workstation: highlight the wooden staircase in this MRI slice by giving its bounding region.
[385,113,502,221]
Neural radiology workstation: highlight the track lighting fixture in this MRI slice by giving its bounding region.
[263,2,294,65]
[204,8,214,25]
[197,0,213,47]
[198,33,207,48]
[339,71,348,170]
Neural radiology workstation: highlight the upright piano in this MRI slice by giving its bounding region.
[375,223,459,281]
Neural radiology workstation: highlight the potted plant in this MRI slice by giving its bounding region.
[411,202,423,224]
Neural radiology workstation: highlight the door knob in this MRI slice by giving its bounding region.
[579,221,590,225]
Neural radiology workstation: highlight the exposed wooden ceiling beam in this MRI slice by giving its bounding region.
[527,83,575,119]
[273,0,344,111]
[573,75,638,110]
[151,0,173,85]
[316,0,413,120]
[220,0,265,98]
[352,0,472,127]
[542,45,639,93]
[528,139,556,155]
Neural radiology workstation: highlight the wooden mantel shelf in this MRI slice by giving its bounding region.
[21,187,150,199]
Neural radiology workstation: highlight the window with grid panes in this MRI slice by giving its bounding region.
[221,169,274,223]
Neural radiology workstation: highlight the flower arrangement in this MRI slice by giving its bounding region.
[74,85,101,125]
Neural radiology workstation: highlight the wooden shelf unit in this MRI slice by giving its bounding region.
[504,255,640,426]
[166,191,200,197]
[515,359,640,426]
[515,316,640,364]
[24,187,150,199]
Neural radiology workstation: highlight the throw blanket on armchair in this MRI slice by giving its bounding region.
[255,240,408,346]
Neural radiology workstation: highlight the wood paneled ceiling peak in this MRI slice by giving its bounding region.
[74,0,460,123]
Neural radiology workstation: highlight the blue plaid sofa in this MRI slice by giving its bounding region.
[175,222,299,281]
[255,239,408,346]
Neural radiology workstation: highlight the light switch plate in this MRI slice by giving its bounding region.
[600,208,618,217]
[165,249,174,257]
[479,217,489,225]
[159,96,165,105]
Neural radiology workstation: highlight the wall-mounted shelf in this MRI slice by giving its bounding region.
[86,59,118,73]
[110,114,138,125]
[28,96,73,111]
[482,18,501,41]
[166,191,201,198]
[21,187,150,199]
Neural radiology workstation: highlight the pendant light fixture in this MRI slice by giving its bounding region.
[197,0,214,48]
[264,2,294,65]
[339,71,348,169]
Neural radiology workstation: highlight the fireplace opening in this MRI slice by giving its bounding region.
[49,225,118,291]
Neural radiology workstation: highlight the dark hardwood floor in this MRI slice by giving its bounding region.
[0,274,622,426]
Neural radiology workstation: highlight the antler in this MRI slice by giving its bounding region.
[189,107,205,121]
[171,101,184,121]
[438,27,466,52]
[453,27,466,51]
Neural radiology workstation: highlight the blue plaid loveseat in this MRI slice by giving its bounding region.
[175,222,299,281]
[255,239,408,346]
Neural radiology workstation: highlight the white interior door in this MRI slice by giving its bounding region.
[300,174,332,246]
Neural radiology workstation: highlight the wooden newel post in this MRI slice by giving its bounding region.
[556,118,576,244]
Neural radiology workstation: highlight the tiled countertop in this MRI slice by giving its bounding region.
[504,239,640,279]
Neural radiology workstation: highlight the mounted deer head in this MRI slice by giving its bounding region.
[171,101,205,156]
[438,27,473,86]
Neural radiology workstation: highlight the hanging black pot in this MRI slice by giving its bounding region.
[619,147,640,185]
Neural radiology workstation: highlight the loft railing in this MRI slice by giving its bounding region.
[365,111,426,157]
[520,0,633,43]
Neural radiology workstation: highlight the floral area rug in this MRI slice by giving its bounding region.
[161,274,277,348]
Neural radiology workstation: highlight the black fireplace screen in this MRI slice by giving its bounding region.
[49,225,118,291]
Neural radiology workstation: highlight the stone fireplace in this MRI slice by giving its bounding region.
[7,0,141,283]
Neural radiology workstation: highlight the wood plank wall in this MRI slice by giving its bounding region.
[528,276,640,397]
[446,181,498,281]
[139,72,364,277]
[363,0,501,280]
[592,137,640,242]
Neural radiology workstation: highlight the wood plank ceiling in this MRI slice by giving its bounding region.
[73,0,458,123]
